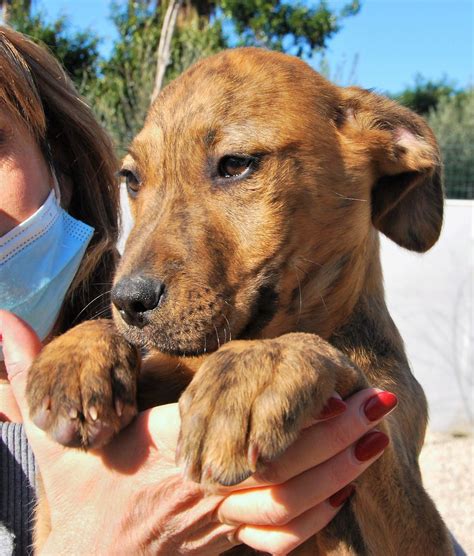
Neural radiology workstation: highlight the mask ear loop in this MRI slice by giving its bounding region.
[50,166,62,204]
[43,141,62,204]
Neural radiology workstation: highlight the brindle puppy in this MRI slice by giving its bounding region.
[27,48,453,555]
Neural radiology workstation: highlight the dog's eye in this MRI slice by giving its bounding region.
[119,169,141,198]
[218,156,255,179]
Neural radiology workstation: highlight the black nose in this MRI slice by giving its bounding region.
[111,275,165,327]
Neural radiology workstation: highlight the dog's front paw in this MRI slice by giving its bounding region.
[26,319,140,449]
[178,333,360,487]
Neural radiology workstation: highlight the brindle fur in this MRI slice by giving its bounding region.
[27,48,453,555]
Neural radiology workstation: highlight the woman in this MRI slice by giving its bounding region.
[0,22,119,553]
[0,26,393,555]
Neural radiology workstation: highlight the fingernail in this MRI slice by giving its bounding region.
[363,391,398,422]
[319,397,347,419]
[329,483,355,507]
[354,431,389,462]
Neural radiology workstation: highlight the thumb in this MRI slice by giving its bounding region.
[0,310,42,418]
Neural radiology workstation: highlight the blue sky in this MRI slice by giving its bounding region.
[34,0,472,94]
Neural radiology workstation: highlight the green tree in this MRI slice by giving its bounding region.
[427,89,474,199]
[90,1,162,149]
[395,74,456,116]
[220,0,360,56]
[5,0,100,92]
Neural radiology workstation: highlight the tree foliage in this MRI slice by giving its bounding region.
[395,74,456,116]
[394,74,473,199]
[90,1,162,149]
[5,0,100,90]
[427,89,474,199]
[219,0,360,56]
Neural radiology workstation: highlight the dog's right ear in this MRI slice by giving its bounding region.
[337,87,444,252]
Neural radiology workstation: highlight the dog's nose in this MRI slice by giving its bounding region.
[112,275,165,327]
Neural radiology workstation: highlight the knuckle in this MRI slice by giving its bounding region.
[327,454,353,487]
[260,501,292,527]
[327,418,355,451]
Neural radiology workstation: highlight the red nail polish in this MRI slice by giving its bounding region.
[319,398,347,419]
[363,392,398,422]
[354,431,389,462]
[329,484,355,508]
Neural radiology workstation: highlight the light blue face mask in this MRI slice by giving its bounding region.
[0,187,94,359]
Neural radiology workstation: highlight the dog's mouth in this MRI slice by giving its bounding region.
[112,280,280,357]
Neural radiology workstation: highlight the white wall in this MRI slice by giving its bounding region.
[381,200,473,433]
[120,193,473,432]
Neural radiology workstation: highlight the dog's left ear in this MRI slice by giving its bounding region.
[338,87,444,252]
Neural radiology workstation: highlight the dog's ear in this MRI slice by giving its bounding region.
[338,87,443,252]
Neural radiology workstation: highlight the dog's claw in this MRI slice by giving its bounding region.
[115,399,124,417]
[119,403,137,428]
[247,442,259,473]
[88,406,98,422]
[68,407,78,419]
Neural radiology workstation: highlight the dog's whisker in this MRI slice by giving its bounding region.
[82,301,111,319]
[298,257,323,268]
[330,191,367,202]
[90,307,113,319]
[222,313,232,343]
[292,265,303,324]
[213,324,221,349]
[320,294,329,314]
[72,290,112,324]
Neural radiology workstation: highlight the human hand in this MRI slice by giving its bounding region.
[1,310,233,555]
[1,309,395,555]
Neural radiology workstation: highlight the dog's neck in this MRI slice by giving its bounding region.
[262,229,388,341]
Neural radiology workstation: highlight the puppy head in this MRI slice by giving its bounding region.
[112,48,443,354]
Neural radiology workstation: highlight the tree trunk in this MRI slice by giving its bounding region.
[0,0,10,23]
[151,0,183,103]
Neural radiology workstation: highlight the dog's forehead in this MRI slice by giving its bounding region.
[148,50,334,133]
[130,49,339,168]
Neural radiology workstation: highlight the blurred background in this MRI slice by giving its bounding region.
[1,0,472,550]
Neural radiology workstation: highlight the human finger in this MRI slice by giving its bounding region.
[225,387,396,491]
[217,428,389,526]
[233,489,352,555]
[0,309,66,466]
[0,310,42,418]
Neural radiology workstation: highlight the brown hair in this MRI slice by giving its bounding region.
[0,25,119,331]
